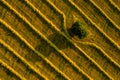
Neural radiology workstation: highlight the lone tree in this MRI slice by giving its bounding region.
[68,22,88,39]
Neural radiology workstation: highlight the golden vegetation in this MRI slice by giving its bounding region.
[0,0,120,80]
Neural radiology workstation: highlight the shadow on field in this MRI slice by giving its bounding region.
[35,32,73,57]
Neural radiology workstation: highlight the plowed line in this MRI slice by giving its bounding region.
[0,18,70,80]
[38,0,113,79]
[0,40,46,80]
[0,20,66,80]
[0,26,47,80]
[0,59,26,80]
[23,0,96,79]
[45,1,120,69]
[0,1,71,79]
[76,41,120,69]
[77,42,120,79]
[69,0,120,57]
[109,0,120,11]
[25,0,115,79]
[0,64,19,80]
[45,0,73,39]
[3,0,92,79]
[67,1,119,79]
[90,0,120,31]
[90,0,120,27]
[48,0,120,65]
[26,0,62,29]
[23,0,113,79]
[2,0,91,79]
[45,0,67,33]
[71,0,120,50]
[38,0,63,29]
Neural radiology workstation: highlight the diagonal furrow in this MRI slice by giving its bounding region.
[0,23,47,79]
[0,59,26,80]
[44,0,67,34]
[11,0,63,30]
[1,0,118,79]
[78,41,120,69]
[22,0,113,79]
[0,42,36,80]
[109,0,120,11]
[68,0,119,61]
[24,0,118,79]
[89,44,120,69]
[76,41,120,79]
[111,0,120,9]
[70,0,120,50]
[42,0,120,70]
[0,0,93,79]
[0,2,88,79]
[28,0,120,66]
[66,0,120,79]
[0,27,68,80]
[22,0,112,79]
[70,0,120,64]
[90,0,120,31]
[0,63,20,80]
[0,19,70,80]
[1,0,91,79]
[0,39,46,80]
[43,0,120,78]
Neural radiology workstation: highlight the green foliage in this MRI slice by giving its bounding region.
[68,22,88,39]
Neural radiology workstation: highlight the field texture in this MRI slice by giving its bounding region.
[0,0,120,80]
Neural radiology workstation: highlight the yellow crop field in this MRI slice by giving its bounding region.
[0,0,120,80]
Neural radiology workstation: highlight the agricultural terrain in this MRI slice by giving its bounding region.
[0,0,120,80]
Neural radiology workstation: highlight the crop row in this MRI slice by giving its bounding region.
[0,0,119,79]
[0,59,20,80]
[45,0,120,65]
[0,0,95,79]
[21,0,120,79]
[69,0,120,64]
[5,0,63,30]
[111,0,120,9]
[71,0,120,48]
[109,0,120,12]
[12,0,113,79]
[0,0,102,79]
[90,0,120,45]
[91,0,120,29]
[0,2,88,79]
[25,0,115,79]
[0,44,29,80]
[0,19,69,80]
[77,43,120,79]
[36,0,120,79]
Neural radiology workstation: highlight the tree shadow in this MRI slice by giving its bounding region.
[48,32,73,49]
[35,32,73,57]
[35,21,89,58]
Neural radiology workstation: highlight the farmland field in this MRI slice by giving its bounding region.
[0,0,120,80]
